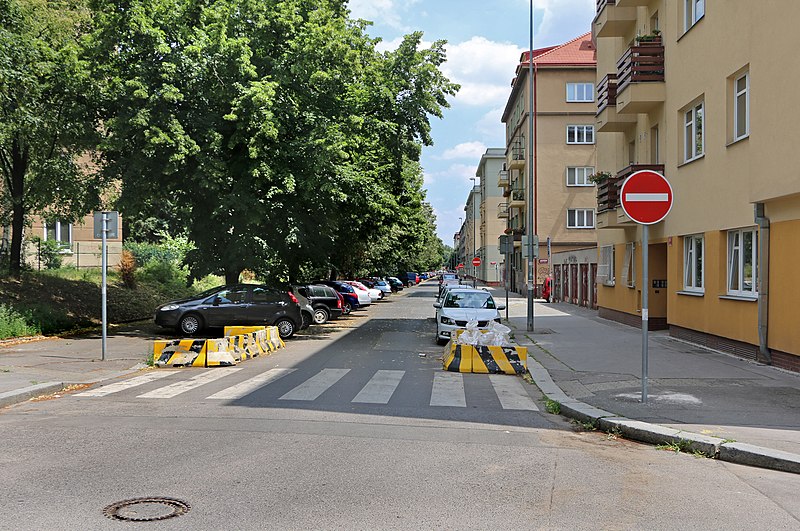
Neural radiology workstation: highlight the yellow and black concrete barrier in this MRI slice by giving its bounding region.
[442,338,528,376]
[154,325,285,368]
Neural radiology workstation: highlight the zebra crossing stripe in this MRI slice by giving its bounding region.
[489,374,539,411]
[206,368,296,400]
[430,372,466,407]
[75,371,180,397]
[137,368,242,399]
[279,369,350,401]
[352,370,405,404]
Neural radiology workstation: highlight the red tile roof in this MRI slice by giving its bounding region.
[518,33,596,69]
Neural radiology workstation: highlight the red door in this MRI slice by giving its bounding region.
[580,264,589,307]
[570,264,578,304]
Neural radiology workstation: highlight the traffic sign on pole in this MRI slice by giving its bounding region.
[472,257,481,267]
[619,170,673,225]
[457,263,464,270]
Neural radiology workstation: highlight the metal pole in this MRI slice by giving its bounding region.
[472,179,477,288]
[101,213,108,361]
[641,224,649,403]
[526,0,535,332]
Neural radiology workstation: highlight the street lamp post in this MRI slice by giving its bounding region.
[526,0,536,332]
[470,177,477,287]
[458,216,463,274]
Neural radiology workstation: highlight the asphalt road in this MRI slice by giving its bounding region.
[2,283,799,530]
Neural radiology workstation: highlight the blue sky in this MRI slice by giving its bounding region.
[347,0,596,244]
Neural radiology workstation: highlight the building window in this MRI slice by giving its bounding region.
[733,72,749,142]
[567,125,594,145]
[728,228,757,297]
[684,0,704,32]
[566,83,594,102]
[567,209,594,229]
[622,242,635,288]
[44,220,72,249]
[683,234,704,292]
[683,102,704,162]
[566,167,594,187]
[597,245,615,286]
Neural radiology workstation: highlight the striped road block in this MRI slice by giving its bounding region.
[224,326,283,354]
[442,342,528,376]
[154,338,237,368]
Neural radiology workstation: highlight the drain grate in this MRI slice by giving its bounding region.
[103,497,190,522]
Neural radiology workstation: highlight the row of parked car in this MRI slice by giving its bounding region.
[153,276,415,340]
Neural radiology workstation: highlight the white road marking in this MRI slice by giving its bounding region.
[137,369,242,399]
[352,370,405,404]
[206,368,296,400]
[430,372,466,407]
[75,371,179,397]
[279,369,350,401]
[625,193,668,202]
[489,374,539,410]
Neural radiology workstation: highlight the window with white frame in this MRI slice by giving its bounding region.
[684,0,704,32]
[567,209,594,229]
[683,102,704,162]
[622,242,635,288]
[566,83,594,102]
[567,125,594,145]
[733,72,749,141]
[597,245,615,286]
[566,166,594,187]
[44,220,72,249]
[683,234,704,292]
[728,228,757,297]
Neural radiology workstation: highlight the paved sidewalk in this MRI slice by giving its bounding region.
[490,286,800,473]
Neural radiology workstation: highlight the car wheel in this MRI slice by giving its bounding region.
[276,318,296,339]
[313,307,329,325]
[342,302,352,314]
[178,313,203,336]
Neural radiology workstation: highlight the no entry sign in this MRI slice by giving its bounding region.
[472,257,481,267]
[619,170,673,225]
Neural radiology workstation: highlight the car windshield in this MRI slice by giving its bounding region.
[194,285,227,300]
[444,291,496,309]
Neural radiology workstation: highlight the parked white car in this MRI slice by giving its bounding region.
[433,288,505,345]
[345,281,377,304]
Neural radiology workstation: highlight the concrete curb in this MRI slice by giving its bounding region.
[0,382,64,408]
[525,355,800,475]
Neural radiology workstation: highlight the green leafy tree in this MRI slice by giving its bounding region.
[0,0,101,277]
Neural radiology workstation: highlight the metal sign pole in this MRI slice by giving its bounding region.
[641,224,649,403]
[101,212,108,361]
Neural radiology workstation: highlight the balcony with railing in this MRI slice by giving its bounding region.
[596,73,637,132]
[615,37,665,114]
[508,188,526,208]
[497,202,509,219]
[593,0,636,38]
[497,169,509,188]
[595,163,665,228]
[508,142,525,170]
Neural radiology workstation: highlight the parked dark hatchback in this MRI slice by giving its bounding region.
[154,284,302,339]
[295,284,343,324]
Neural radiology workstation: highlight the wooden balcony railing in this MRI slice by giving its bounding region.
[616,38,665,94]
[596,0,615,13]
[596,73,618,114]
[617,164,664,180]
[596,177,622,213]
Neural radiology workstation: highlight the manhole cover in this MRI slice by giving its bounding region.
[103,497,190,522]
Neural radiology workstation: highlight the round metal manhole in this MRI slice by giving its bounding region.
[103,497,190,522]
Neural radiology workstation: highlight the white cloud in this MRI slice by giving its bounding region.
[439,141,486,161]
[348,0,422,32]
[522,0,595,46]
[442,37,524,107]
[475,107,505,140]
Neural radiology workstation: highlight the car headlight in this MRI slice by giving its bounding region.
[160,304,180,311]
[441,316,456,325]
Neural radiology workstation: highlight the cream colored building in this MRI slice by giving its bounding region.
[26,214,123,269]
[593,1,800,371]
[476,148,505,284]
[500,34,598,296]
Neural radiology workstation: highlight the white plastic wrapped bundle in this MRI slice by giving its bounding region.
[455,319,483,345]
[476,320,513,347]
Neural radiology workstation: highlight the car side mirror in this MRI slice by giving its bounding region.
[433,302,442,309]
[496,303,506,310]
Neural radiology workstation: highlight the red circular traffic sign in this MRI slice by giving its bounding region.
[472,257,481,267]
[619,170,673,225]
[457,263,464,269]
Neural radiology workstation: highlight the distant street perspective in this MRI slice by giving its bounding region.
[2,0,800,529]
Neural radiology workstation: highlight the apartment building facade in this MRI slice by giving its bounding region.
[500,34,598,297]
[476,148,506,284]
[593,1,800,371]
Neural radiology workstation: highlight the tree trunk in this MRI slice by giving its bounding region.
[9,137,28,279]
[225,268,241,285]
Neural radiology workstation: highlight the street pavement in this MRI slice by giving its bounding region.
[2,279,800,475]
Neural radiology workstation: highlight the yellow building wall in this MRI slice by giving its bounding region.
[769,219,800,355]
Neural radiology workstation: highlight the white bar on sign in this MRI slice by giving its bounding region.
[625,193,669,202]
